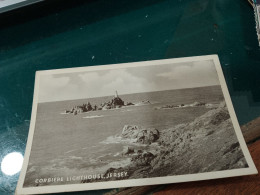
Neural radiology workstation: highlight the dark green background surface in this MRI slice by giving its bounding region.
[0,0,259,194]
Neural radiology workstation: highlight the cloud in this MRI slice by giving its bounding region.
[38,75,79,102]
[79,69,154,97]
[40,75,70,88]
[156,60,219,88]
[157,65,191,79]
[39,69,154,102]
[38,60,220,102]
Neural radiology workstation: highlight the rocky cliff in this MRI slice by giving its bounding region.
[103,102,248,180]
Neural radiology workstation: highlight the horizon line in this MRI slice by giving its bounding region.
[38,84,220,104]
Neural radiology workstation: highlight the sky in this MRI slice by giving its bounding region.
[38,60,220,102]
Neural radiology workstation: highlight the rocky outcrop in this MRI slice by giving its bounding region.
[65,102,95,115]
[190,101,205,106]
[123,146,135,155]
[131,152,156,166]
[63,91,142,114]
[101,96,124,110]
[157,101,210,110]
[149,102,248,176]
[126,102,134,106]
[122,125,159,144]
[104,101,248,180]
[134,100,151,106]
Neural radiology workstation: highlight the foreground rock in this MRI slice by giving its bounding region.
[123,146,135,155]
[131,152,156,166]
[122,125,160,144]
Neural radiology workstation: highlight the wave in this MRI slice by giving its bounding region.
[64,149,79,154]
[106,158,131,168]
[82,145,97,150]
[134,100,159,106]
[27,166,37,173]
[121,109,133,112]
[68,156,83,160]
[83,115,104,119]
[113,152,121,157]
[101,135,123,144]
[101,135,142,145]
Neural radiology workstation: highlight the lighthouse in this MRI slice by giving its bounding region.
[113,90,124,107]
[115,90,119,98]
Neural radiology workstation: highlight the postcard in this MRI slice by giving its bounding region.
[0,0,42,13]
[254,0,260,45]
[16,55,257,194]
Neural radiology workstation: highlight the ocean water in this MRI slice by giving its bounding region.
[24,85,224,186]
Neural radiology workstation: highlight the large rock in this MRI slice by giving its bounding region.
[102,103,111,110]
[208,107,230,125]
[191,101,205,106]
[123,146,135,155]
[131,152,156,166]
[111,97,124,107]
[101,97,124,110]
[126,102,134,106]
[122,125,159,144]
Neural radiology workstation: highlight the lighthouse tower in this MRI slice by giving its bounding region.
[115,90,119,98]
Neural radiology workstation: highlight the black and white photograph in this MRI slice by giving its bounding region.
[16,55,257,195]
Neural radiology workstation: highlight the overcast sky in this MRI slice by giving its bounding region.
[38,60,220,102]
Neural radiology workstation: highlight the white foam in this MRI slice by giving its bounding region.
[64,149,78,154]
[68,156,83,160]
[121,109,133,112]
[83,115,104,119]
[113,152,121,157]
[101,135,122,144]
[60,112,70,115]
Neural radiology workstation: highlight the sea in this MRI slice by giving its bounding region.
[24,85,224,186]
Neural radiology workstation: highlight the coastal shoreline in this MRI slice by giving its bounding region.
[89,101,248,182]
